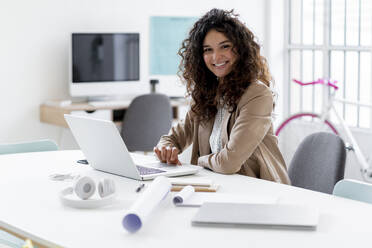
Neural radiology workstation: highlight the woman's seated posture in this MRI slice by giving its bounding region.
[154,9,290,184]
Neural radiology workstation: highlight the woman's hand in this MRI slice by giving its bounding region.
[153,146,182,165]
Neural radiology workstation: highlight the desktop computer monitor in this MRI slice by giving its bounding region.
[69,33,140,98]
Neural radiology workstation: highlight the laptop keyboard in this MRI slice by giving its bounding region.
[136,165,166,175]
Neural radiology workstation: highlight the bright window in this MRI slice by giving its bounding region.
[285,0,372,128]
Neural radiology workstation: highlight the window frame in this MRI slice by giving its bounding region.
[284,0,372,128]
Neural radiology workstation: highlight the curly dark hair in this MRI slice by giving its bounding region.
[178,8,273,122]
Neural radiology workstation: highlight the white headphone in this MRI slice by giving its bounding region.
[59,176,116,209]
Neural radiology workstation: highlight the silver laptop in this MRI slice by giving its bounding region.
[64,114,199,180]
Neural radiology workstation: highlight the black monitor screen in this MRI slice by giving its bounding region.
[72,33,140,83]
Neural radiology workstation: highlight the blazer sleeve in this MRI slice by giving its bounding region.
[156,110,194,153]
[198,90,273,174]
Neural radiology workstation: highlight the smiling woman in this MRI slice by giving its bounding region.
[202,30,237,79]
[154,9,290,184]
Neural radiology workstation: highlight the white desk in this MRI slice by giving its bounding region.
[1,150,372,247]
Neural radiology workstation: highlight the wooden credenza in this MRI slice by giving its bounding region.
[40,99,187,128]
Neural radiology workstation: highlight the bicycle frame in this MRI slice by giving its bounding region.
[294,79,372,181]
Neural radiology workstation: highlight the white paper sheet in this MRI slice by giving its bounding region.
[173,188,278,207]
[122,176,171,233]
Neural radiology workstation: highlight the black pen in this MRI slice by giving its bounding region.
[136,183,145,193]
[76,159,89,165]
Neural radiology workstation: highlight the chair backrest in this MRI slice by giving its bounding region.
[0,139,58,155]
[333,179,372,204]
[289,132,346,194]
[121,94,172,152]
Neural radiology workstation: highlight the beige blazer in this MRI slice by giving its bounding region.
[157,81,290,184]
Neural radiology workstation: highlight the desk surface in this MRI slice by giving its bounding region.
[1,150,372,247]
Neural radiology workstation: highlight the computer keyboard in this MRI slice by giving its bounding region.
[136,165,165,175]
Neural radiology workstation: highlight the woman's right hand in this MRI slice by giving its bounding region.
[153,146,182,165]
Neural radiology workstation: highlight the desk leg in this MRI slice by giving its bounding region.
[57,127,64,147]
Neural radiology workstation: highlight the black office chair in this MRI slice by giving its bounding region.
[120,94,172,152]
[289,132,346,194]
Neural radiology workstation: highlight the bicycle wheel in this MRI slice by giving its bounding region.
[275,112,339,165]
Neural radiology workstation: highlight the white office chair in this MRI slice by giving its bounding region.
[0,139,58,155]
[333,179,372,204]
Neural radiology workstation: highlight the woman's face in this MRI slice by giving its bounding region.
[202,29,237,79]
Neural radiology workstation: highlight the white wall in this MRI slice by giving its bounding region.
[2,0,370,180]
[0,0,267,145]
[264,0,286,126]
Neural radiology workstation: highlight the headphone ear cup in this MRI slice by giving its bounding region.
[98,178,116,198]
[74,176,96,200]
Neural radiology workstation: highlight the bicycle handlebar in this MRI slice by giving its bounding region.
[293,79,339,90]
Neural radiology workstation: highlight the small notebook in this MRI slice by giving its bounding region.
[192,202,318,229]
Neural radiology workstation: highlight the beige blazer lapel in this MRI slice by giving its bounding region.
[198,118,214,156]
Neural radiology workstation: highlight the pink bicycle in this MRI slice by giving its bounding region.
[276,79,372,181]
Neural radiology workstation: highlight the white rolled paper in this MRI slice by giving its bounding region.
[122,176,171,233]
[173,185,195,205]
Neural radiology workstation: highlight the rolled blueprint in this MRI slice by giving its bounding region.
[122,176,171,233]
[173,185,195,205]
